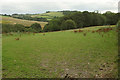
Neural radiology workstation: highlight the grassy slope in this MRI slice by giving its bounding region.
[31,12,64,21]
[2,26,118,78]
[1,16,48,28]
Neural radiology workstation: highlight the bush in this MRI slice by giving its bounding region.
[2,23,42,33]
[61,19,76,30]
[14,24,25,32]
[70,12,84,28]
[31,23,42,32]
[24,27,36,32]
[2,24,25,33]
[43,24,50,32]
[42,11,119,32]
[2,24,14,33]
[43,19,61,32]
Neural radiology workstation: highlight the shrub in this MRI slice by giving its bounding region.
[43,19,61,32]
[2,24,14,33]
[24,27,36,32]
[2,24,25,33]
[14,24,25,32]
[31,23,42,32]
[43,24,50,32]
[61,19,76,30]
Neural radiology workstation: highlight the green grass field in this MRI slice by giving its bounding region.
[1,16,48,28]
[2,25,118,78]
[31,12,64,21]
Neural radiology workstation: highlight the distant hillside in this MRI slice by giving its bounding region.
[11,12,64,21]
[31,12,64,21]
[6,11,79,22]
[1,16,48,28]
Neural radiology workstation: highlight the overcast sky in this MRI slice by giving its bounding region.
[0,0,119,14]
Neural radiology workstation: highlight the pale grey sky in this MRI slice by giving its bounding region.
[0,0,119,14]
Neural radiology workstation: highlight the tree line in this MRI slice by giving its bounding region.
[2,14,48,22]
[12,14,48,22]
[43,11,120,32]
[2,23,42,33]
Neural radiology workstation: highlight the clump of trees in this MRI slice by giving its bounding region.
[31,23,42,32]
[60,10,78,15]
[43,19,61,32]
[103,11,118,25]
[61,19,76,30]
[2,23,42,33]
[43,19,76,32]
[2,24,26,33]
[43,11,120,32]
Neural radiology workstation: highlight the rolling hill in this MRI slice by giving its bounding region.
[1,16,48,28]
[31,12,64,21]
[2,25,118,78]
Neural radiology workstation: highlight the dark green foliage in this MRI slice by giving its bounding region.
[82,11,92,26]
[43,19,61,32]
[91,13,106,26]
[24,27,36,32]
[61,10,78,15]
[46,11,50,13]
[117,13,120,21]
[31,23,42,32]
[2,24,13,33]
[103,11,118,25]
[32,17,48,22]
[61,19,76,30]
[2,24,25,33]
[43,24,50,32]
[14,24,25,32]
[2,23,43,33]
[2,14,11,17]
[70,12,84,28]
[60,15,71,23]
[44,11,111,32]
[3,11,120,33]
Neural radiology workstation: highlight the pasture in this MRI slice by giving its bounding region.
[1,16,48,28]
[2,25,118,78]
[31,12,64,21]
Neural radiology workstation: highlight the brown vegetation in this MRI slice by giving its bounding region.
[15,38,19,40]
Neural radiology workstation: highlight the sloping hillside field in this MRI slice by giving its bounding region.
[31,12,64,21]
[1,16,48,28]
[2,25,118,78]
